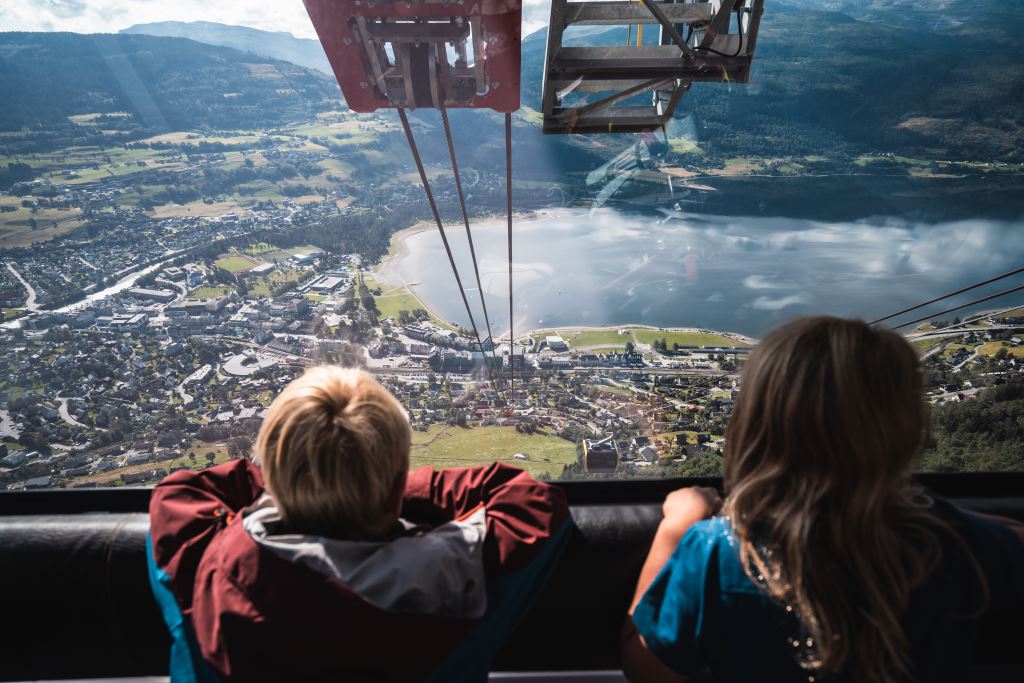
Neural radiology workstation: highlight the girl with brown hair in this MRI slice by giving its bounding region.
[621,316,1024,682]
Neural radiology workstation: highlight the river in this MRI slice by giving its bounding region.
[380,208,1024,338]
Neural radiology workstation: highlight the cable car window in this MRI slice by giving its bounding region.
[1,0,1022,491]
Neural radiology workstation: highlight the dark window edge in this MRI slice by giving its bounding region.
[1,472,1023,515]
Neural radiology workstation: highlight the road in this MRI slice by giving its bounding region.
[5,262,38,310]
[0,409,20,439]
[56,396,87,428]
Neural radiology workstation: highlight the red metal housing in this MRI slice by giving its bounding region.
[302,0,522,113]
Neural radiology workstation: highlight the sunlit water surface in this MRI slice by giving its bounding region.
[388,208,1024,338]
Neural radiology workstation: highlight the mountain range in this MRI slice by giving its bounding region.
[120,21,332,75]
[1,0,1022,163]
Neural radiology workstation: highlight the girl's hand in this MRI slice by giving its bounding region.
[662,486,722,530]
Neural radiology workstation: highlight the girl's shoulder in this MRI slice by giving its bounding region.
[674,516,764,594]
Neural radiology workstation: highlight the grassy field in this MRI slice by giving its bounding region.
[190,285,232,298]
[593,383,634,397]
[631,329,739,348]
[73,441,233,487]
[215,255,257,273]
[552,328,630,348]
[0,195,85,246]
[668,137,702,154]
[150,199,246,219]
[243,242,276,255]
[536,327,741,350]
[363,275,454,328]
[979,341,1024,357]
[910,338,940,354]
[250,270,309,297]
[410,425,576,478]
[365,278,428,319]
[940,342,977,360]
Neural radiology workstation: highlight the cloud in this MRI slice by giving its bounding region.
[742,274,795,290]
[2,1,320,39]
[523,0,551,36]
[751,293,811,311]
[6,0,556,41]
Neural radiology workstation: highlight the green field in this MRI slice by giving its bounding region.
[631,329,739,348]
[190,285,232,298]
[215,255,256,273]
[410,425,576,478]
[243,242,276,255]
[250,270,309,298]
[979,341,1024,358]
[540,327,741,350]
[552,328,631,348]
[940,342,977,360]
[910,338,940,354]
[364,275,454,328]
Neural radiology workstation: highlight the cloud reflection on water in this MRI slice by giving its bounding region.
[394,209,1024,337]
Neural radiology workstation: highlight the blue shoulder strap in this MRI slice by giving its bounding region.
[146,533,222,683]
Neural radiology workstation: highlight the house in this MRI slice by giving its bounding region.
[25,475,54,490]
[632,436,651,450]
[583,435,618,473]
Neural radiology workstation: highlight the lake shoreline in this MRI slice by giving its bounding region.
[373,209,761,344]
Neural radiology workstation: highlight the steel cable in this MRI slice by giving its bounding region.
[397,108,501,394]
[438,106,504,384]
[870,266,1024,325]
[888,283,1024,330]
[505,112,514,406]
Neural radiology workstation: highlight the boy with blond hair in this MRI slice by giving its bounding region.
[148,367,571,683]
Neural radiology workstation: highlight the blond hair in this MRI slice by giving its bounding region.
[723,317,981,682]
[255,366,411,540]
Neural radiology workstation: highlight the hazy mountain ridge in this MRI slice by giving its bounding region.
[120,21,333,75]
[0,32,339,139]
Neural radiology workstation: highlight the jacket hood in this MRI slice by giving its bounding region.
[242,494,488,619]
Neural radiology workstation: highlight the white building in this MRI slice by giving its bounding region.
[546,335,568,351]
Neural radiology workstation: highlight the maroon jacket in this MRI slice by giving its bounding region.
[149,460,570,682]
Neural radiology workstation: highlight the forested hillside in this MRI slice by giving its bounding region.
[522,0,1024,161]
[921,382,1024,473]
[0,33,339,146]
[1,0,1021,171]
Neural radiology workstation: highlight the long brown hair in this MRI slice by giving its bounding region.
[722,316,965,682]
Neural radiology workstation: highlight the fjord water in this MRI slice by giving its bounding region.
[390,208,1024,338]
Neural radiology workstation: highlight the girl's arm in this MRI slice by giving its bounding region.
[620,487,722,683]
[968,510,1024,544]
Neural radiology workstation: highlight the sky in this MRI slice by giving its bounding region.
[2,0,553,39]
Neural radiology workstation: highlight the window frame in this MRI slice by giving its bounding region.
[1,472,1023,514]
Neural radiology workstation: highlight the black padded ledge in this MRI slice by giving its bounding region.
[1,493,1023,680]
[4,472,1024,513]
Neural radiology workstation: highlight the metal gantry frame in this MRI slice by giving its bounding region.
[541,0,764,134]
[302,0,522,401]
